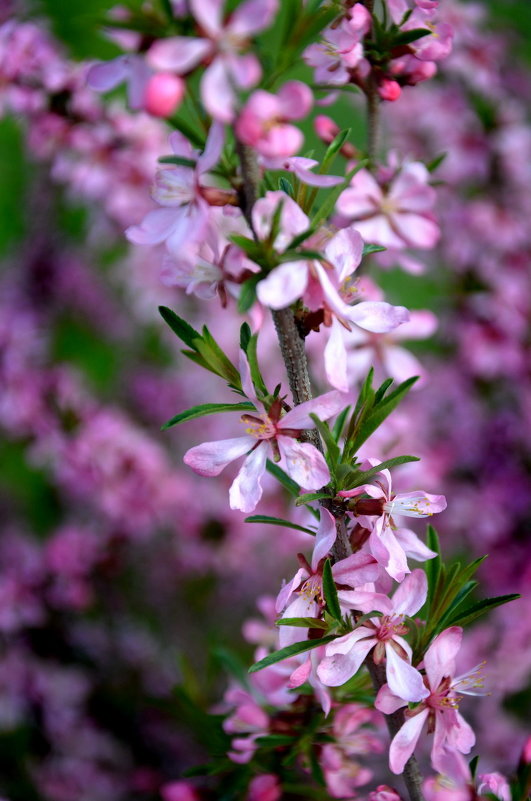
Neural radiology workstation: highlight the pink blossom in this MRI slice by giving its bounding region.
[236,81,313,158]
[161,781,201,801]
[339,461,445,580]
[125,122,224,254]
[336,163,440,250]
[476,773,511,801]
[369,786,403,801]
[184,364,346,512]
[317,570,430,702]
[247,774,281,801]
[304,5,371,86]
[87,54,151,110]
[148,0,278,121]
[376,627,482,777]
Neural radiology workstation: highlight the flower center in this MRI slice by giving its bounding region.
[240,414,277,440]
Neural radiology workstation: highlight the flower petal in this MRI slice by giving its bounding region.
[280,390,347,429]
[317,631,375,686]
[392,569,427,617]
[424,627,463,691]
[278,438,330,490]
[311,508,337,570]
[385,643,430,703]
[229,441,269,512]
[184,435,255,476]
[147,37,211,72]
[348,301,410,333]
[389,708,429,774]
[256,261,308,309]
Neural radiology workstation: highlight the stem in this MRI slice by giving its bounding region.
[364,0,380,164]
[366,661,426,801]
[235,140,425,801]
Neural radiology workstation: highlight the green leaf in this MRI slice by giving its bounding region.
[249,635,338,673]
[169,115,205,148]
[200,326,241,385]
[469,755,480,780]
[362,243,387,256]
[322,559,341,621]
[310,413,340,469]
[266,460,300,497]
[279,249,325,262]
[374,377,394,403]
[244,515,316,535]
[159,306,201,348]
[436,581,478,628]
[276,617,328,629]
[161,402,255,430]
[246,332,269,398]
[341,455,420,489]
[158,155,197,168]
[255,734,297,747]
[295,491,331,506]
[229,234,264,261]
[287,227,316,251]
[347,376,418,455]
[332,406,350,442]
[446,594,520,628]
[240,322,251,353]
[279,176,294,196]
[238,277,259,313]
[426,152,447,173]
[324,127,350,158]
[393,27,432,45]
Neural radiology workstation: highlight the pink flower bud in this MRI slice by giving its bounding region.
[378,79,402,102]
[247,774,281,801]
[477,773,511,801]
[521,735,531,764]
[144,73,185,117]
[369,785,403,801]
[160,781,201,801]
[314,115,339,144]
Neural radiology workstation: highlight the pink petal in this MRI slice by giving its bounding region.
[147,37,211,72]
[370,518,410,582]
[325,227,364,283]
[126,55,151,109]
[390,211,440,249]
[275,566,308,613]
[392,309,438,341]
[258,124,303,159]
[228,0,278,36]
[280,390,346,429]
[392,569,427,617]
[375,683,408,714]
[446,710,476,754]
[229,440,269,512]
[338,589,393,615]
[288,658,312,688]
[389,709,429,774]
[278,437,330,490]
[166,201,210,254]
[277,80,313,120]
[424,627,463,691]
[324,320,349,392]
[190,0,223,38]
[87,56,129,91]
[394,527,437,562]
[382,344,425,385]
[290,163,344,187]
[184,435,254,476]
[256,261,309,309]
[278,595,319,647]
[385,644,430,703]
[389,163,436,212]
[336,169,382,218]
[332,553,381,586]
[387,491,447,518]
[348,301,410,333]
[354,215,405,249]
[228,52,262,90]
[201,57,236,123]
[317,631,375,686]
[197,121,225,174]
[311,508,337,570]
[125,207,179,246]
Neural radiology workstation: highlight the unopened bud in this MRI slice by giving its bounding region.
[369,785,403,801]
[378,78,402,102]
[144,73,185,117]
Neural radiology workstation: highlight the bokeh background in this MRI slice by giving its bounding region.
[0,1,530,799]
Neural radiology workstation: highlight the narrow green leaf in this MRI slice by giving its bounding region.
[425,525,442,613]
[180,349,210,371]
[436,581,478,629]
[169,115,205,148]
[295,491,331,506]
[276,617,328,629]
[238,277,258,313]
[246,333,268,398]
[229,234,264,260]
[469,755,480,780]
[349,376,418,452]
[279,176,294,196]
[322,559,342,621]
[255,734,297,747]
[161,402,255,430]
[341,455,420,489]
[324,127,350,158]
[374,377,394,403]
[310,413,340,468]
[287,227,316,251]
[240,322,252,353]
[279,249,324,262]
[427,152,447,173]
[362,243,387,256]
[159,306,201,349]
[244,515,316,535]
[446,594,520,628]
[393,27,432,45]
[249,635,337,672]
[266,460,300,496]
[200,327,241,385]
[158,155,197,168]
[332,406,350,442]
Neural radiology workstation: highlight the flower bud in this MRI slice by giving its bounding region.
[144,73,185,117]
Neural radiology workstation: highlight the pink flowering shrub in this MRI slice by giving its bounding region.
[0,1,529,801]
